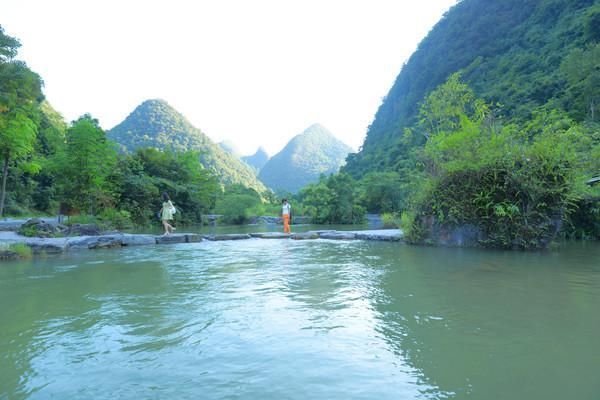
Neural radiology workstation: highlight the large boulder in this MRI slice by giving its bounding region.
[155,234,188,244]
[121,234,157,246]
[319,232,356,240]
[64,224,102,236]
[249,232,290,239]
[291,231,320,240]
[204,234,251,241]
[25,238,68,253]
[19,218,66,238]
[354,230,403,241]
[185,234,204,243]
[67,235,123,250]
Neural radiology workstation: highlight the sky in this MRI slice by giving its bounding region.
[0,0,457,156]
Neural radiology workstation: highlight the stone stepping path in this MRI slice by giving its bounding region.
[0,229,403,256]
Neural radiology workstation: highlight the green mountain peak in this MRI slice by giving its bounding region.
[107,99,266,192]
[259,124,352,193]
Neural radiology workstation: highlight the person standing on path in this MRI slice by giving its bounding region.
[161,192,176,235]
[282,198,291,234]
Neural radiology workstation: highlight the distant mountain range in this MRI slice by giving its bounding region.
[107,99,266,192]
[258,124,352,193]
[242,147,270,173]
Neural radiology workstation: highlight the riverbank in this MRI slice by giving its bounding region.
[0,228,402,259]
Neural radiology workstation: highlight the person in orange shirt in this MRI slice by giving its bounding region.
[282,198,291,234]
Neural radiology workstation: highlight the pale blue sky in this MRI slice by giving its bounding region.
[1,0,456,155]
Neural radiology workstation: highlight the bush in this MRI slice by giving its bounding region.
[0,243,34,259]
[411,156,576,249]
[99,209,134,230]
[298,173,366,224]
[381,212,401,228]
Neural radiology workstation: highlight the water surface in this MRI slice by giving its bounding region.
[1,239,599,399]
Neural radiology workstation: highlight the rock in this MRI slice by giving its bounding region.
[319,232,357,240]
[88,236,122,249]
[204,234,251,241]
[185,234,203,243]
[121,234,156,246]
[202,214,223,226]
[67,236,98,249]
[291,232,320,240]
[25,238,68,253]
[0,220,25,231]
[354,230,403,241]
[155,234,188,244]
[0,250,19,260]
[19,218,66,238]
[67,235,123,249]
[65,224,102,236]
[249,232,290,239]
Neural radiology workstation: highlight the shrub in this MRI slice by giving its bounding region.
[381,212,401,228]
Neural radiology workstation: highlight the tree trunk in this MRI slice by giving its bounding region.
[0,156,9,217]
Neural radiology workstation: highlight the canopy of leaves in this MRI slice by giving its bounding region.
[113,148,219,224]
[297,173,365,224]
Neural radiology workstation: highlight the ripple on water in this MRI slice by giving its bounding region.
[2,239,600,399]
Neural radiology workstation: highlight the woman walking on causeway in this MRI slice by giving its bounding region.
[282,198,291,234]
[161,192,176,235]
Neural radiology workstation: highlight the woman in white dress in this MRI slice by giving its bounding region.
[161,192,176,235]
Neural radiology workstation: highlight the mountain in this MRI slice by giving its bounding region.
[242,147,270,173]
[218,140,241,157]
[258,124,352,193]
[107,99,266,192]
[344,0,600,177]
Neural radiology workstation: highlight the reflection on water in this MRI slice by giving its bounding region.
[1,240,599,399]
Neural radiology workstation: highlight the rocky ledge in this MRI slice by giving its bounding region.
[0,228,403,258]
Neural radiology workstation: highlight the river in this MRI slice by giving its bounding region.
[1,237,599,399]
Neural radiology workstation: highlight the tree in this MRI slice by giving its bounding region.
[561,44,600,121]
[298,173,365,224]
[56,115,117,214]
[0,26,43,216]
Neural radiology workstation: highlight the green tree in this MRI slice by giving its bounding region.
[299,173,365,224]
[561,44,600,121]
[56,115,117,214]
[358,171,407,213]
[114,148,219,224]
[0,26,43,216]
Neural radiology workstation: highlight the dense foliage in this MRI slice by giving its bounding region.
[108,99,266,193]
[259,124,352,194]
[297,173,366,224]
[0,27,260,227]
[113,148,220,225]
[214,184,279,225]
[344,0,599,178]
[0,26,43,216]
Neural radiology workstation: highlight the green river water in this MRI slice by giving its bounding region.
[1,235,599,399]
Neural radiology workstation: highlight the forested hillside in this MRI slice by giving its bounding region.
[344,0,600,176]
[300,0,600,247]
[108,100,266,192]
[259,124,351,193]
[242,147,269,173]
